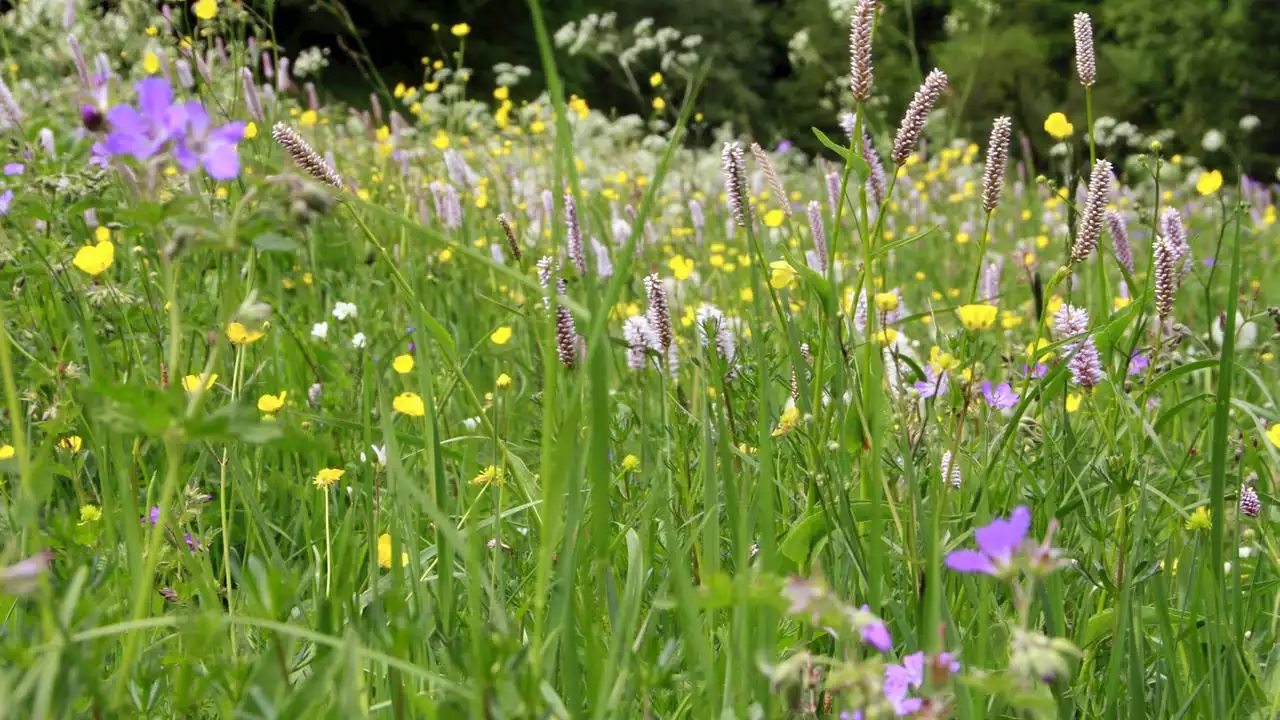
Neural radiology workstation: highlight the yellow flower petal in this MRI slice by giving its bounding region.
[490,326,513,345]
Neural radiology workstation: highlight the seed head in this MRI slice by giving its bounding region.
[982,116,1012,213]
[722,142,748,227]
[891,69,948,166]
[848,0,877,102]
[1073,13,1096,87]
[1071,160,1112,264]
[1240,484,1261,518]
[272,122,344,190]
[497,213,522,263]
[806,201,828,273]
[1153,235,1179,320]
[554,305,579,369]
[644,273,674,353]
[750,142,789,218]
[564,190,586,275]
[862,128,887,208]
[1106,210,1132,273]
[940,450,962,489]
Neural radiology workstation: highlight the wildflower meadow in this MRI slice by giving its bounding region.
[1,0,1279,717]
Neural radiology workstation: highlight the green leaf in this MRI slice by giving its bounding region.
[252,232,300,253]
[811,127,870,179]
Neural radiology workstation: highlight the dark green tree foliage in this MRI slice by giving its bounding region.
[268,0,1279,174]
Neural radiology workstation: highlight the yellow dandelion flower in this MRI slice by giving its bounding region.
[377,534,408,568]
[313,467,345,489]
[470,465,504,485]
[1185,507,1211,532]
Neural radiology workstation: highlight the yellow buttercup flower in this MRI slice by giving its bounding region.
[377,533,408,568]
[257,391,286,415]
[1044,112,1073,140]
[392,354,415,374]
[769,260,797,290]
[227,322,265,345]
[668,255,694,280]
[393,392,425,417]
[1196,169,1223,196]
[956,304,998,331]
[182,373,218,392]
[451,23,471,37]
[875,329,899,347]
[299,110,318,127]
[72,240,114,276]
[1266,424,1280,448]
[244,121,257,139]
[313,467,344,489]
[1065,393,1082,413]
[193,0,217,20]
[496,373,512,389]
[763,209,786,228]
[0,443,14,460]
[59,435,83,453]
[874,292,899,312]
[649,72,663,88]
[621,454,640,471]
[143,52,161,75]
[490,326,513,345]
[79,505,102,523]
[651,97,665,112]
[432,130,450,150]
[494,86,509,101]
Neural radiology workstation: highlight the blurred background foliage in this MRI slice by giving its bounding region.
[270,0,1278,176]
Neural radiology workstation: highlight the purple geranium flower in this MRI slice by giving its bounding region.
[1127,351,1149,376]
[3,163,24,176]
[173,102,244,180]
[884,653,926,716]
[913,366,948,398]
[857,604,892,652]
[105,77,188,161]
[141,506,161,525]
[0,189,12,217]
[981,381,1018,410]
[945,506,1031,575]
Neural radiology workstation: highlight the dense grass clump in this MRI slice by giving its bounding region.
[0,1,1277,718]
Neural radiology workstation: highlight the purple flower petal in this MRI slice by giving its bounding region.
[135,77,174,121]
[944,549,996,574]
[975,506,1031,564]
[859,618,892,652]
